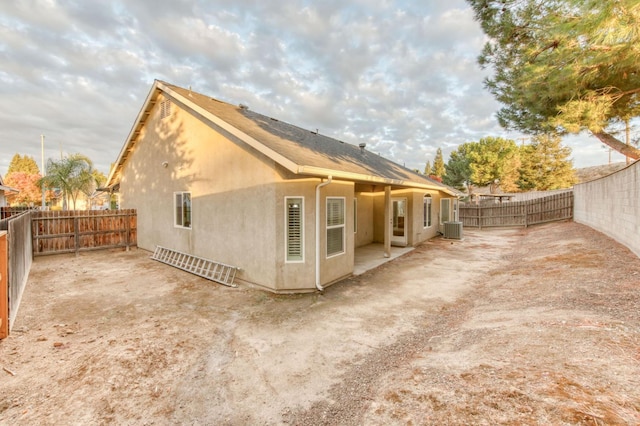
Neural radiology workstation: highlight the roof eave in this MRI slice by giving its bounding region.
[158,82,301,175]
[107,81,456,198]
[0,185,19,193]
[106,80,163,188]
[296,165,455,195]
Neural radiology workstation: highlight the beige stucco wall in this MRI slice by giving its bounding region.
[318,180,355,286]
[574,161,640,258]
[371,189,446,246]
[355,193,375,247]
[119,93,282,288]
[411,191,441,244]
[273,179,317,292]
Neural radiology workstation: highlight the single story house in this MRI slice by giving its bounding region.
[0,175,19,208]
[106,80,459,293]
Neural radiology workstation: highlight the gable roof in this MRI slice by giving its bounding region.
[0,175,19,193]
[107,80,454,195]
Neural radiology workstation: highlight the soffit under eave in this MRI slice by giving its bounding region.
[106,82,162,188]
[294,166,455,195]
[0,185,19,193]
[157,82,301,176]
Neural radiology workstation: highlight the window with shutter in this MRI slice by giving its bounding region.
[286,197,304,262]
[423,195,432,228]
[353,198,358,234]
[440,198,450,224]
[326,197,345,257]
[174,192,192,229]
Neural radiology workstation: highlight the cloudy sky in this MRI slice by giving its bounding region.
[0,0,626,177]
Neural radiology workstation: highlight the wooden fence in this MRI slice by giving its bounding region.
[6,212,33,335]
[460,192,574,228]
[0,211,34,338]
[0,232,7,339]
[1,206,33,220]
[1,210,136,338]
[32,209,137,256]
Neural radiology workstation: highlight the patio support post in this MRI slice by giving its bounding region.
[384,185,391,258]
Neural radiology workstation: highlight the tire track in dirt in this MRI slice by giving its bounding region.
[282,295,478,425]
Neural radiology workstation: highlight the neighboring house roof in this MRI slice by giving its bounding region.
[0,175,19,193]
[108,80,455,195]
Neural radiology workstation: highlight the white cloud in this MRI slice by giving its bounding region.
[0,0,609,177]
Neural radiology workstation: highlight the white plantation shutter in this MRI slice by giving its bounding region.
[174,192,192,228]
[175,193,182,226]
[286,198,303,261]
[441,198,450,224]
[326,198,345,256]
[423,195,432,227]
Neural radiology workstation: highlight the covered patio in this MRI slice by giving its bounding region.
[353,243,414,276]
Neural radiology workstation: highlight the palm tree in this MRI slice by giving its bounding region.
[80,170,108,210]
[41,154,93,210]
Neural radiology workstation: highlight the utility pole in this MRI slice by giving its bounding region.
[41,134,45,209]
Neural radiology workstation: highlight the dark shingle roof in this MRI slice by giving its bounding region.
[162,82,449,190]
[109,80,453,194]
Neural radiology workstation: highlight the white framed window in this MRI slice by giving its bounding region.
[326,197,345,257]
[440,198,450,225]
[174,192,192,229]
[423,195,432,228]
[285,197,304,262]
[353,198,358,234]
[453,198,459,221]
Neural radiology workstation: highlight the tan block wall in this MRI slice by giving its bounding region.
[574,162,640,258]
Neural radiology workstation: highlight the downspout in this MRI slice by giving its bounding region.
[315,176,332,291]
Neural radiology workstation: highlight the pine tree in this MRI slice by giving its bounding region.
[433,148,446,179]
[518,134,576,190]
[467,137,521,193]
[423,160,432,176]
[467,0,640,159]
[443,144,472,192]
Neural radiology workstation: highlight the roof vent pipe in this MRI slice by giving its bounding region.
[359,143,366,153]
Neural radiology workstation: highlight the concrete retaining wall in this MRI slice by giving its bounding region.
[574,161,640,257]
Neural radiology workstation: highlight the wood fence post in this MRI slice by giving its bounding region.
[125,210,131,252]
[0,232,8,339]
[74,215,80,257]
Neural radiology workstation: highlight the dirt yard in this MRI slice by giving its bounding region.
[1,221,639,425]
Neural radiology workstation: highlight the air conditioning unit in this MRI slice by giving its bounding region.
[444,221,463,239]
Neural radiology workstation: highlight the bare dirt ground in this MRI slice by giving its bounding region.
[1,220,639,425]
